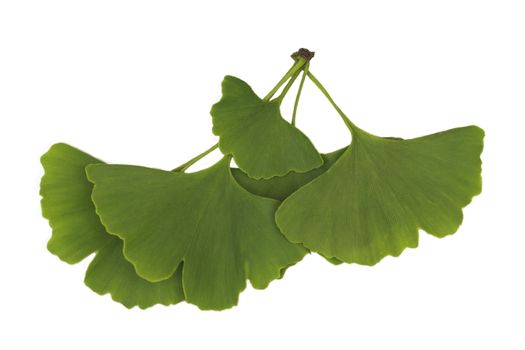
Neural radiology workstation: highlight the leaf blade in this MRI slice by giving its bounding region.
[40,143,108,263]
[87,157,307,310]
[85,237,184,309]
[211,76,323,179]
[40,143,185,309]
[276,126,484,265]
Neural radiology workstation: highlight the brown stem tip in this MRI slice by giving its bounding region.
[292,48,315,62]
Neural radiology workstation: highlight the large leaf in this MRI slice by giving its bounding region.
[40,143,185,309]
[275,126,484,265]
[86,157,307,310]
[211,75,323,179]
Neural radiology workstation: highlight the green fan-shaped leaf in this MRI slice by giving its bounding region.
[275,126,484,265]
[85,236,184,309]
[232,147,346,266]
[86,157,307,310]
[40,143,108,263]
[40,143,185,309]
[211,75,323,179]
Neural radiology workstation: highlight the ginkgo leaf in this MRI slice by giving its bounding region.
[210,75,323,179]
[232,147,346,266]
[86,157,307,310]
[40,143,108,263]
[40,143,185,309]
[232,147,346,201]
[275,125,484,265]
[85,236,184,309]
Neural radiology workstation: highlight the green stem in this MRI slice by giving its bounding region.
[172,143,219,172]
[276,68,302,103]
[263,58,306,101]
[291,62,309,126]
[307,71,357,132]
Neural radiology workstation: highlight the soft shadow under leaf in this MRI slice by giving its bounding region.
[232,147,347,201]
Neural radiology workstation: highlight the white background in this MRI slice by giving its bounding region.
[1,1,524,349]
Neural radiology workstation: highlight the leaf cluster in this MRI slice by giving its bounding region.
[40,49,484,311]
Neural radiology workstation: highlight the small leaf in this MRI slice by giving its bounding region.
[211,76,323,179]
[85,236,184,309]
[86,157,307,310]
[275,126,484,265]
[40,143,185,309]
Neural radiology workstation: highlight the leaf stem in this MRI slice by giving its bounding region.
[263,57,306,102]
[276,68,302,104]
[291,62,309,126]
[172,143,219,172]
[306,71,357,132]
